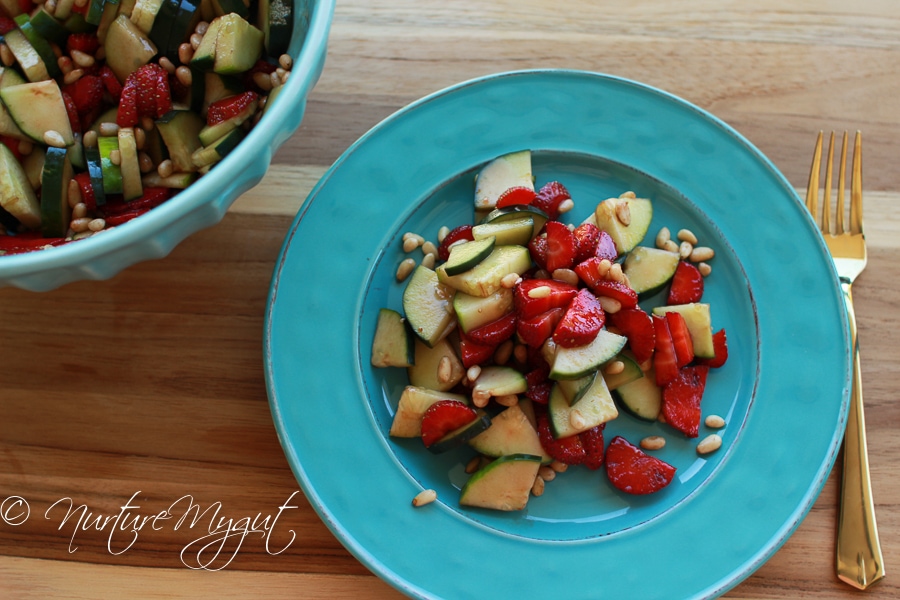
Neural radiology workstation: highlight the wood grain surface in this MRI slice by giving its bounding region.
[2,1,899,598]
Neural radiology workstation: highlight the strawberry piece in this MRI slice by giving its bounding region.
[697,328,728,368]
[544,220,577,272]
[572,222,599,263]
[591,279,639,310]
[104,208,152,226]
[595,230,618,261]
[665,311,694,367]
[514,278,578,320]
[652,315,679,386]
[495,186,536,208]
[662,366,709,438]
[207,90,258,126]
[243,59,277,93]
[537,412,585,465]
[61,92,81,136]
[0,232,67,254]
[527,232,549,270]
[99,65,123,101]
[467,311,517,346]
[100,187,171,216]
[66,32,100,56]
[421,400,479,447]
[573,256,608,288]
[62,75,103,117]
[437,224,474,261]
[117,64,172,127]
[517,307,564,347]
[72,172,96,210]
[667,261,704,305]
[0,135,22,161]
[580,424,606,470]
[607,307,655,364]
[0,16,16,35]
[553,288,605,348]
[526,379,551,404]
[458,333,496,369]
[532,181,571,220]
[605,435,676,495]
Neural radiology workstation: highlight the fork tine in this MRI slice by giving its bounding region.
[836,132,848,233]
[806,131,823,226]
[850,131,863,234]
[823,132,836,234]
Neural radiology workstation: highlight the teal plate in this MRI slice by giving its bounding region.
[264,70,850,599]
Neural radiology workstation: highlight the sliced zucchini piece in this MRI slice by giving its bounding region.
[437,244,531,298]
[460,454,542,511]
[452,287,513,335]
[0,80,74,146]
[549,329,627,380]
[12,16,62,79]
[473,150,533,211]
[0,143,41,229]
[652,303,715,358]
[190,127,245,169]
[472,215,533,247]
[468,402,551,463]
[371,308,414,368]
[602,353,643,391]
[557,371,595,405]
[97,135,123,194]
[407,337,463,392]
[402,265,456,348]
[388,386,468,438]
[39,146,73,237]
[622,246,680,295]
[104,15,158,83]
[548,374,618,439]
[613,366,662,422]
[257,0,292,56]
[441,235,495,277]
[428,410,492,454]
[117,127,143,201]
[472,365,527,399]
[84,144,107,206]
[155,109,205,172]
[594,196,653,255]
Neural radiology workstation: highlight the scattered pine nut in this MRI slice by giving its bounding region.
[157,159,174,178]
[175,66,192,87]
[550,460,568,473]
[421,253,436,269]
[677,228,698,245]
[67,181,82,208]
[395,258,416,282]
[437,356,452,384]
[557,198,574,214]
[568,409,586,430]
[109,149,121,166]
[0,43,14,67]
[527,285,552,299]
[494,394,518,407]
[178,43,194,65]
[63,68,84,85]
[278,53,293,70]
[595,258,612,278]
[608,262,624,283]
[619,191,636,199]
[88,218,106,232]
[465,456,482,474]
[412,489,437,507]
[690,246,715,262]
[421,241,437,256]
[531,475,545,497]
[604,360,625,376]
[70,49,94,68]
[640,436,666,451]
[698,262,712,276]
[70,217,91,233]
[195,21,209,35]
[598,296,622,314]
[615,200,631,226]
[705,414,726,429]
[82,130,98,148]
[552,268,578,286]
[402,236,419,252]
[513,343,528,364]
[43,130,66,148]
[697,434,722,455]
[190,33,203,49]
[679,241,693,259]
[437,226,450,243]
[500,272,521,288]
[98,122,119,136]
[494,339,513,365]
[538,466,556,482]
[663,239,679,253]
[655,226,671,249]
[466,365,482,382]
[472,389,491,408]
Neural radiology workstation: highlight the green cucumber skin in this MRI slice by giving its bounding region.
[427,414,491,454]
[40,146,72,238]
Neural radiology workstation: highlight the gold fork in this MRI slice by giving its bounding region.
[805,131,884,589]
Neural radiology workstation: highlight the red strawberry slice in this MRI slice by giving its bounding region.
[421,400,480,448]
[544,220,577,272]
[664,311,694,367]
[99,65,123,101]
[573,256,608,288]
[595,230,618,261]
[117,64,172,126]
[514,278,578,320]
[62,75,103,117]
[517,307,565,348]
[66,32,100,56]
[605,435,676,495]
[537,411,585,465]
[207,90,259,126]
[526,379,552,404]
[697,328,728,368]
[662,366,709,438]
[607,307,655,364]
[553,288,605,348]
[532,181,571,220]
[652,314,679,386]
[572,222,600,263]
[466,311,517,346]
[0,232,68,254]
[100,187,172,216]
[0,16,16,35]
[580,424,606,470]
[667,261,704,305]
[61,92,81,136]
[72,172,96,210]
[528,231,549,270]
[1,135,22,161]
[495,186,537,208]
[104,208,152,227]
[591,279,639,310]
[458,333,496,369]
[437,224,474,261]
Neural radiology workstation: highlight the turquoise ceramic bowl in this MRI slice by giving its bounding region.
[0,0,334,292]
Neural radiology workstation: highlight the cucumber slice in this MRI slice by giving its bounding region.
[85,0,106,26]
[0,143,41,229]
[117,127,143,201]
[452,288,513,334]
[371,308,414,368]
[212,0,249,18]
[652,303,715,358]
[190,127,245,169]
[22,146,46,190]
[28,8,70,46]
[257,0,292,56]
[12,16,62,79]
[84,144,107,206]
[156,109,205,172]
[459,453,542,512]
[481,204,549,237]
[472,215,533,247]
[472,365,527,399]
[148,0,179,54]
[557,371,595,405]
[209,13,264,75]
[594,196,653,254]
[103,15,158,83]
[548,374,618,439]
[613,366,662,422]
[603,353,643,391]
[437,244,531,298]
[39,146,73,237]
[0,80,74,146]
[428,410,491,454]
[190,12,221,70]
[402,265,457,348]
[549,329,627,380]
[388,386,468,438]
[441,236,495,277]
[130,0,165,33]
[622,246,680,295]
[407,337,464,392]
[473,150,533,211]
[97,135,123,194]
[468,402,551,463]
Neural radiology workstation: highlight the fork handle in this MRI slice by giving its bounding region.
[835,281,885,589]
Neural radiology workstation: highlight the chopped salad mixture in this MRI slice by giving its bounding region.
[372,150,730,512]
[0,0,295,254]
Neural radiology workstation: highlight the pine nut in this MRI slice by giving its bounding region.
[552,268,578,286]
[278,53,293,70]
[141,116,155,131]
[175,66,192,87]
[619,191,636,199]
[690,246,715,262]
[679,240,693,259]
[190,33,203,49]
[178,43,194,65]
[569,409,587,430]
[71,202,87,218]
[615,200,631,225]
[138,152,154,173]
[598,296,622,314]
[70,49,95,68]
[269,71,281,89]
[550,460,568,473]
[63,68,84,85]
[402,236,419,252]
[527,285,552,299]
[513,343,527,364]
[98,122,119,137]
[655,226,671,249]
[421,253,435,269]
[531,475,545,497]
[70,217,92,232]
[495,394,518,407]
[82,130,98,148]
[436,356,453,384]
[158,56,175,73]
[697,434,722,455]
[640,436,666,451]
[705,414,726,429]
[466,365,482,382]
[411,489,437,507]
[465,456,482,474]
[421,241,437,256]
[72,230,93,240]
[109,149,121,166]
[157,159,174,178]
[133,127,146,150]
[0,44,14,67]
[472,389,491,408]
[538,466,556,482]
[57,55,73,74]
[663,239,679,253]
[608,262,624,283]
[68,181,83,208]
[437,226,450,243]
[17,139,33,155]
[195,21,209,35]
[252,71,274,91]
[500,272,520,289]
[557,198,574,214]
[698,262,712,276]
[43,130,66,148]
[494,340,513,365]
[604,360,625,375]
[402,232,425,244]
[395,258,415,282]
[88,218,106,232]
[595,258,612,278]
[677,228,698,245]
